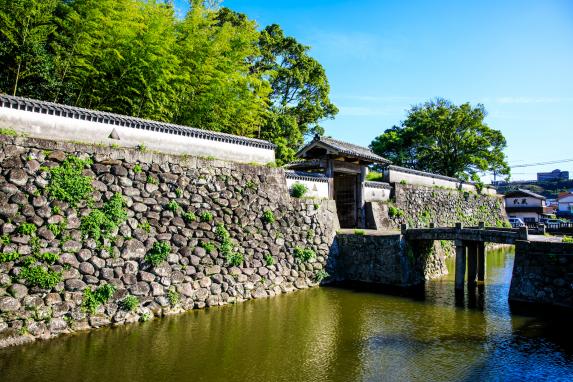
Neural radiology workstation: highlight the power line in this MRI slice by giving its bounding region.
[509,158,573,169]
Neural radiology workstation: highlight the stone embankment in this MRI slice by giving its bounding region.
[0,136,338,347]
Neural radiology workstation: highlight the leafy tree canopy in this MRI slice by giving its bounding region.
[370,99,510,181]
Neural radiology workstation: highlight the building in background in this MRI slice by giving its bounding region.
[504,189,551,223]
[537,169,569,182]
[557,193,573,219]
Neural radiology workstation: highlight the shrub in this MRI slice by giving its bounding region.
[264,254,274,266]
[200,241,215,254]
[17,223,37,236]
[182,211,196,223]
[133,164,142,173]
[388,205,404,218]
[36,252,59,264]
[563,236,573,243]
[46,156,93,207]
[167,200,180,212]
[262,209,275,224]
[293,247,316,262]
[314,270,329,282]
[291,182,308,198]
[82,284,117,314]
[226,252,244,266]
[200,211,213,222]
[120,295,139,312]
[0,251,20,263]
[167,288,180,306]
[145,241,171,266]
[20,266,62,289]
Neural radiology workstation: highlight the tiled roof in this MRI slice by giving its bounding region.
[297,135,390,163]
[504,188,546,200]
[0,94,275,150]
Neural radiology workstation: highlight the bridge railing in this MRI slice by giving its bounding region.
[401,222,528,244]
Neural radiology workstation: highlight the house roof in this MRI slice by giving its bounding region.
[296,135,390,163]
[504,188,546,200]
[558,193,573,202]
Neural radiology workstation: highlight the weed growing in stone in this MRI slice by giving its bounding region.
[226,252,244,267]
[51,205,62,215]
[140,313,151,322]
[0,251,20,263]
[81,193,127,247]
[139,220,151,233]
[17,223,37,235]
[200,241,215,254]
[35,252,59,264]
[293,247,315,262]
[182,211,196,223]
[82,284,117,314]
[175,188,183,198]
[133,164,142,173]
[262,209,275,224]
[307,229,315,240]
[388,205,404,218]
[354,229,365,235]
[167,200,180,213]
[264,254,274,266]
[0,234,10,245]
[314,269,329,282]
[167,288,180,306]
[291,182,308,198]
[0,128,18,136]
[563,236,573,243]
[20,266,62,289]
[46,155,93,207]
[120,295,139,312]
[200,211,213,222]
[145,241,171,266]
[48,221,67,238]
[146,175,158,184]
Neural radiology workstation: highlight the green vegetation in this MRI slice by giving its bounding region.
[0,234,11,245]
[167,287,180,306]
[120,295,139,312]
[182,211,196,223]
[35,252,59,264]
[225,252,244,267]
[291,182,308,198]
[371,99,510,180]
[200,241,215,254]
[133,164,142,173]
[264,254,275,266]
[399,180,408,185]
[80,193,127,247]
[200,211,213,222]
[365,171,384,181]
[82,284,116,314]
[146,175,158,185]
[262,209,275,224]
[46,156,93,207]
[354,229,365,235]
[0,128,18,136]
[388,204,404,218]
[563,236,573,243]
[17,223,37,235]
[51,206,62,215]
[20,266,62,289]
[139,220,151,233]
[145,241,171,266]
[0,1,336,166]
[48,221,67,238]
[166,200,180,213]
[175,188,183,198]
[314,270,329,282]
[293,247,315,262]
[419,210,432,227]
[215,223,243,266]
[306,229,315,240]
[0,251,20,263]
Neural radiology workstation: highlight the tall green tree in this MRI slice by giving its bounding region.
[256,24,338,164]
[370,99,510,181]
[0,0,58,97]
[173,1,270,137]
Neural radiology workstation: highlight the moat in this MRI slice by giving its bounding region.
[1,248,572,382]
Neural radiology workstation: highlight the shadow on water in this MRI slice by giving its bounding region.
[1,247,573,382]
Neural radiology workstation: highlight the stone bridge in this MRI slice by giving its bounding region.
[403,223,529,290]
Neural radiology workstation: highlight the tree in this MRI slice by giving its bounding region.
[0,0,58,97]
[256,24,338,165]
[370,99,510,181]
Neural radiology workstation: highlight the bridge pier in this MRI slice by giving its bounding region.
[455,240,466,290]
[477,242,485,282]
[467,242,478,287]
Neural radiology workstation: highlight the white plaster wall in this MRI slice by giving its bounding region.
[364,186,390,202]
[508,212,541,221]
[386,169,496,195]
[0,107,275,164]
[558,196,573,212]
[505,196,544,207]
[286,178,329,199]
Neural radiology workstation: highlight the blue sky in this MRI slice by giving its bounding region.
[175,0,573,181]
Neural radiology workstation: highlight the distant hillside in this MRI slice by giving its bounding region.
[495,179,573,198]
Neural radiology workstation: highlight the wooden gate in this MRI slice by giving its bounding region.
[334,173,358,228]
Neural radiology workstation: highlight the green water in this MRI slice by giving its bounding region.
[1,249,573,381]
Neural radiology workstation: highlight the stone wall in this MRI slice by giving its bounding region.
[368,183,507,231]
[509,240,573,309]
[334,233,446,287]
[0,135,339,348]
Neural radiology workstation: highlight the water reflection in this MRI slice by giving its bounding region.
[1,248,572,381]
